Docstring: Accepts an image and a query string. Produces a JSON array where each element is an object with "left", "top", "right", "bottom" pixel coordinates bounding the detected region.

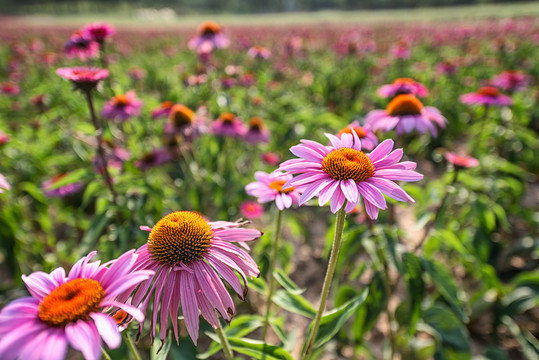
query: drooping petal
[
  {"left": 368, "top": 139, "right": 394, "bottom": 163},
  {"left": 90, "top": 313, "right": 121, "bottom": 349},
  {"left": 180, "top": 271, "right": 200, "bottom": 344},
  {"left": 65, "top": 320, "right": 102, "bottom": 360}
]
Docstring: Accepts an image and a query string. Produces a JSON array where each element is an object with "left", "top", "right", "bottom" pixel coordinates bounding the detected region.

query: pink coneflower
[
  {"left": 0, "top": 251, "right": 153, "bottom": 360},
  {"left": 64, "top": 31, "right": 99, "bottom": 60},
  {"left": 165, "top": 104, "right": 206, "bottom": 141},
  {"left": 0, "top": 173, "right": 10, "bottom": 193},
  {"left": 445, "top": 152, "right": 479, "bottom": 168},
  {"left": 245, "top": 170, "right": 302, "bottom": 211},
  {"left": 377, "top": 78, "right": 429, "bottom": 98},
  {"left": 337, "top": 121, "right": 378, "bottom": 151},
  {"left": 459, "top": 86, "right": 512, "bottom": 107},
  {"left": 56, "top": 67, "right": 109, "bottom": 92},
  {"left": 211, "top": 112, "right": 246, "bottom": 138},
  {"left": 240, "top": 201, "right": 264, "bottom": 219},
  {"left": 244, "top": 117, "right": 270, "bottom": 144},
  {"left": 150, "top": 101, "right": 174, "bottom": 119},
  {"left": 279, "top": 131, "right": 422, "bottom": 218},
  {"left": 262, "top": 152, "right": 280, "bottom": 166},
  {"left": 0, "top": 130, "right": 10, "bottom": 144},
  {"left": 134, "top": 148, "right": 171, "bottom": 171},
  {"left": 42, "top": 173, "right": 84, "bottom": 198},
  {"left": 435, "top": 60, "right": 458, "bottom": 76},
  {"left": 101, "top": 91, "right": 142, "bottom": 122},
  {"left": 247, "top": 46, "right": 272, "bottom": 60},
  {"left": 126, "top": 211, "right": 260, "bottom": 344},
  {"left": 188, "top": 21, "right": 230, "bottom": 53},
  {"left": 390, "top": 40, "right": 411, "bottom": 59},
  {"left": 491, "top": 70, "right": 530, "bottom": 93},
  {"left": 81, "top": 23, "right": 115, "bottom": 44},
  {"left": 1, "top": 81, "right": 20, "bottom": 96},
  {"left": 365, "top": 94, "right": 446, "bottom": 137}
]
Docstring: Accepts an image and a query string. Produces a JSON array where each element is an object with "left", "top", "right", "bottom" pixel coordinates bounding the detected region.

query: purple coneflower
[
  {"left": 459, "top": 86, "right": 512, "bottom": 107},
  {"left": 240, "top": 201, "right": 264, "bottom": 219},
  {"left": 279, "top": 131, "right": 422, "bottom": 219},
  {"left": 81, "top": 23, "right": 115, "bottom": 44},
  {"left": 262, "top": 152, "right": 280, "bottom": 166},
  {"left": 211, "top": 112, "right": 246, "bottom": 138},
  {"left": 101, "top": 91, "right": 142, "bottom": 122},
  {"left": 0, "top": 130, "right": 10, "bottom": 144},
  {"left": 445, "top": 152, "right": 479, "bottom": 169},
  {"left": 491, "top": 70, "right": 530, "bottom": 93},
  {"left": 134, "top": 148, "right": 171, "bottom": 171},
  {"left": 1, "top": 81, "right": 20, "bottom": 96},
  {"left": 0, "top": 173, "right": 10, "bottom": 193},
  {"left": 64, "top": 31, "right": 99, "bottom": 61},
  {"left": 337, "top": 121, "right": 378, "bottom": 151},
  {"left": 0, "top": 251, "right": 153, "bottom": 360},
  {"left": 126, "top": 211, "right": 260, "bottom": 345},
  {"left": 365, "top": 94, "right": 446, "bottom": 137},
  {"left": 377, "top": 78, "right": 429, "bottom": 98},
  {"left": 42, "top": 173, "right": 84, "bottom": 198},
  {"left": 165, "top": 104, "right": 206, "bottom": 141},
  {"left": 56, "top": 67, "right": 109, "bottom": 92},
  {"left": 244, "top": 117, "right": 270, "bottom": 144},
  {"left": 390, "top": 40, "right": 411, "bottom": 59},
  {"left": 150, "top": 101, "right": 174, "bottom": 119},
  {"left": 245, "top": 170, "right": 302, "bottom": 211},
  {"left": 188, "top": 21, "right": 230, "bottom": 53},
  {"left": 247, "top": 46, "right": 272, "bottom": 60}
]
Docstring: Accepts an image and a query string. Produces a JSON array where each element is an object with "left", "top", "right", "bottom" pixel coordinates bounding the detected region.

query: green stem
[
  {"left": 261, "top": 209, "right": 284, "bottom": 342},
  {"left": 101, "top": 348, "right": 112, "bottom": 360},
  {"left": 215, "top": 321, "right": 234, "bottom": 360},
  {"left": 301, "top": 206, "right": 347, "bottom": 360},
  {"left": 124, "top": 332, "right": 143, "bottom": 360}
]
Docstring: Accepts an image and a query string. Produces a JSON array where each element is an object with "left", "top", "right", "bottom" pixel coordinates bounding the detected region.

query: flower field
[{"left": 0, "top": 12, "right": 537, "bottom": 360}]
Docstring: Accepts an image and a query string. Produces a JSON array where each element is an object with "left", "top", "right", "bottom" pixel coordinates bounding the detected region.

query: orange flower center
[
  {"left": 268, "top": 179, "right": 295, "bottom": 194},
  {"left": 112, "top": 310, "right": 129, "bottom": 325},
  {"left": 148, "top": 211, "right": 213, "bottom": 266},
  {"left": 393, "top": 77, "right": 415, "bottom": 85},
  {"left": 38, "top": 278, "right": 105, "bottom": 327},
  {"left": 386, "top": 94, "right": 423, "bottom": 116},
  {"left": 199, "top": 21, "right": 221, "bottom": 35},
  {"left": 219, "top": 112, "right": 236, "bottom": 124},
  {"left": 477, "top": 86, "right": 500, "bottom": 97},
  {"left": 322, "top": 148, "right": 375, "bottom": 183},
  {"left": 169, "top": 104, "right": 195, "bottom": 127},
  {"left": 249, "top": 117, "right": 264, "bottom": 130},
  {"left": 338, "top": 125, "right": 367, "bottom": 138},
  {"left": 113, "top": 95, "right": 129, "bottom": 107}
]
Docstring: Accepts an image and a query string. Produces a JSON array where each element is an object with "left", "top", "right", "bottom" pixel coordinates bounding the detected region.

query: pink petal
[
  {"left": 330, "top": 188, "right": 346, "bottom": 213},
  {"left": 368, "top": 139, "right": 394, "bottom": 163},
  {"left": 325, "top": 133, "right": 344, "bottom": 149},
  {"left": 364, "top": 200, "right": 380, "bottom": 220},
  {"left": 90, "top": 313, "right": 121, "bottom": 349},
  {"left": 180, "top": 272, "right": 200, "bottom": 344},
  {"left": 374, "top": 169, "right": 423, "bottom": 181},
  {"left": 318, "top": 180, "right": 340, "bottom": 206},
  {"left": 215, "top": 228, "right": 261, "bottom": 242},
  {"left": 366, "top": 177, "right": 414, "bottom": 203},
  {"left": 290, "top": 144, "right": 325, "bottom": 161},
  {"left": 65, "top": 320, "right": 101, "bottom": 360},
  {"left": 340, "top": 179, "right": 359, "bottom": 203},
  {"left": 299, "top": 178, "right": 333, "bottom": 205},
  {"left": 357, "top": 182, "right": 387, "bottom": 209}
]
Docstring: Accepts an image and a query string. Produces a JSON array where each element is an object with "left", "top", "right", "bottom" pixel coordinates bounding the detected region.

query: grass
[{"left": 7, "top": 1, "right": 539, "bottom": 28}]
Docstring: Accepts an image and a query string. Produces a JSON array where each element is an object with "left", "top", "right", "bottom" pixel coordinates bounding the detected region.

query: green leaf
[
  {"left": 248, "top": 277, "right": 267, "bottom": 295},
  {"left": 421, "top": 258, "right": 467, "bottom": 322},
  {"left": 273, "top": 268, "right": 305, "bottom": 295},
  {"left": 402, "top": 253, "right": 425, "bottom": 334},
  {"left": 306, "top": 289, "right": 368, "bottom": 350},
  {"left": 228, "top": 337, "right": 294, "bottom": 360},
  {"left": 78, "top": 210, "right": 113, "bottom": 256},
  {"left": 151, "top": 332, "right": 172, "bottom": 360},
  {"left": 270, "top": 316, "right": 296, "bottom": 352},
  {"left": 501, "top": 315, "right": 539, "bottom": 360},
  {"left": 423, "top": 304, "right": 471, "bottom": 353},
  {"left": 272, "top": 290, "right": 316, "bottom": 319},
  {"left": 46, "top": 168, "right": 94, "bottom": 190},
  {"left": 19, "top": 182, "right": 47, "bottom": 204},
  {"left": 354, "top": 271, "right": 387, "bottom": 340}
]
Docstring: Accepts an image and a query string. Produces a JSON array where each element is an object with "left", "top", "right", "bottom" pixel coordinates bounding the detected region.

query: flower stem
[
  {"left": 301, "top": 206, "right": 347, "bottom": 360},
  {"left": 101, "top": 348, "right": 112, "bottom": 360},
  {"left": 415, "top": 168, "right": 459, "bottom": 252},
  {"left": 215, "top": 321, "right": 234, "bottom": 360},
  {"left": 84, "top": 89, "right": 118, "bottom": 206},
  {"left": 124, "top": 332, "right": 143, "bottom": 360},
  {"left": 261, "top": 208, "right": 284, "bottom": 342}
]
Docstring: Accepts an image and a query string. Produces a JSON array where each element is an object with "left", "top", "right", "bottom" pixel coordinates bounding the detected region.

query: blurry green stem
[
  {"left": 415, "top": 168, "right": 459, "bottom": 252},
  {"left": 215, "top": 321, "right": 234, "bottom": 360},
  {"left": 101, "top": 348, "right": 112, "bottom": 360},
  {"left": 84, "top": 90, "right": 118, "bottom": 206},
  {"left": 261, "top": 209, "right": 284, "bottom": 342},
  {"left": 124, "top": 332, "right": 142, "bottom": 360},
  {"left": 302, "top": 205, "right": 347, "bottom": 360}
]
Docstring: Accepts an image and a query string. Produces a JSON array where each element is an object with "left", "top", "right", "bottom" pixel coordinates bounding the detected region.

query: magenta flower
[
  {"left": 42, "top": 173, "right": 84, "bottom": 198},
  {"left": 459, "top": 86, "right": 512, "bottom": 107},
  {"left": 390, "top": 40, "right": 411, "bottom": 59},
  {"left": 365, "top": 94, "right": 446, "bottom": 137},
  {"left": 0, "top": 251, "right": 153, "bottom": 360},
  {"left": 445, "top": 152, "right": 479, "bottom": 169},
  {"left": 491, "top": 70, "right": 530, "bottom": 93},
  {"left": 279, "top": 131, "right": 423, "bottom": 218},
  {"left": 101, "top": 91, "right": 143, "bottom": 122},
  {"left": 377, "top": 78, "right": 429, "bottom": 98},
  {"left": 56, "top": 67, "right": 109, "bottom": 92},
  {"left": 134, "top": 148, "right": 171, "bottom": 170},
  {"left": 0, "top": 130, "right": 10, "bottom": 144},
  {"left": 0, "top": 173, "right": 10, "bottom": 193},
  {"left": 188, "top": 21, "right": 230, "bottom": 53},
  {"left": 150, "top": 101, "right": 174, "bottom": 119},
  {"left": 247, "top": 46, "right": 272, "bottom": 60},
  {"left": 164, "top": 104, "right": 207, "bottom": 142},
  {"left": 262, "top": 152, "right": 280, "bottom": 166},
  {"left": 245, "top": 170, "right": 302, "bottom": 210},
  {"left": 240, "top": 201, "right": 264, "bottom": 219},
  {"left": 244, "top": 117, "right": 270, "bottom": 144},
  {"left": 211, "top": 112, "right": 246, "bottom": 138},
  {"left": 126, "top": 211, "right": 260, "bottom": 345},
  {"left": 64, "top": 32, "right": 99, "bottom": 60},
  {"left": 1, "top": 81, "right": 20, "bottom": 96},
  {"left": 81, "top": 23, "right": 115, "bottom": 44},
  {"left": 337, "top": 121, "right": 378, "bottom": 151}
]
